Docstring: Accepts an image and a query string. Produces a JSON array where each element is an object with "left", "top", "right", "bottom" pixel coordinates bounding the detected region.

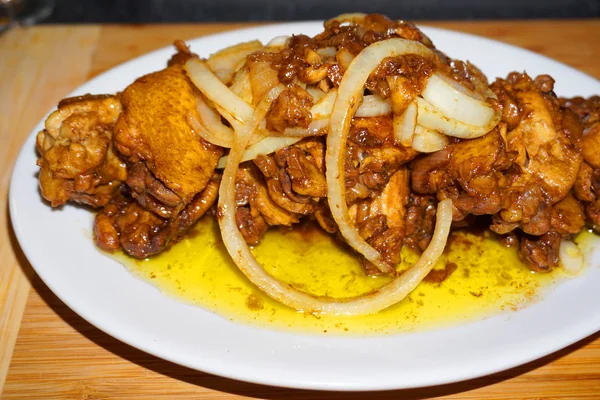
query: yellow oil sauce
[{"left": 113, "top": 217, "right": 598, "bottom": 335}]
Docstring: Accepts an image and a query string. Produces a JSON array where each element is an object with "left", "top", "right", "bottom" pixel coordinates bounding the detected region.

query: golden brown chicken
[
  {"left": 93, "top": 46, "right": 224, "bottom": 257},
  {"left": 410, "top": 72, "right": 587, "bottom": 271},
  {"left": 94, "top": 175, "right": 220, "bottom": 258},
  {"left": 114, "top": 47, "right": 223, "bottom": 219},
  {"left": 37, "top": 45, "right": 225, "bottom": 258},
  {"left": 36, "top": 94, "right": 126, "bottom": 207}
]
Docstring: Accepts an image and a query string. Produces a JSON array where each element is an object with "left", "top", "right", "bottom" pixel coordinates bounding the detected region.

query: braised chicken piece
[
  {"left": 254, "top": 138, "right": 327, "bottom": 216},
  {"left": 493, "top": 74, "right": 582, "bottom": 236},
  {"left": 354, "top": 168, "right": 411, "bottom": 274},
  {"left": 404, "top": 194, "right": 438, "bottom": 252},
  {"left": 235, "top": 164, "right": 299, "bottom": 245},
  {"left": 114, "top": 47, "right": 223, "bottom": 218},
  {"left": 36, "top": 94, "right": 126, "bottom": 207},
  {"left": 411, "top": 72, "right": 586, "bottom": 271},
  {"left": 562, "top": 95, "right": 600, "bottom": 230},
  {"left": 266, "top": 84, "right": 313, "bottom": 133},
  {"left": 412, "top": 128, "right": 513, "bottom": 221},
  {"left": 346, "top": 116, "right": 417, "bottom": 204},
  {"left": 94, "top": 174, "right": 220, "bottom": 258},
  {"left": 253, "top": 154, "right": 317, "bottom": 216},
  {"left": 92, "top": 46, "right": 225, "bottom": 258},
  {"left": 343, "top": 117, "right": 417, "bottom": 273},
  {"left": 237, "top": 138, "right": 329, "bottom": 244}
]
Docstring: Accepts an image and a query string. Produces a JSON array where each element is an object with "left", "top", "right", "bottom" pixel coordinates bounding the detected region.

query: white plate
[{"left": 9, "top": 22, "right": 600, "bottom": 391}]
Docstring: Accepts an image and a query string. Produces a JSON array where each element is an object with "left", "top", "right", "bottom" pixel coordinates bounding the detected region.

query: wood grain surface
[{"left": 1, "top": 20, "right": 600, "bottom": 399}]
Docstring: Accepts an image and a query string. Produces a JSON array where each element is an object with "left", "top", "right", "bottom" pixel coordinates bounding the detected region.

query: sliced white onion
[
  {"left": 559, "top": 240, "right": 584, "bottom": 275},
  {"left": 206, "top": 40, "right": 263, "bottom": 84},
  {"left": 267, "top": 35, "right": 290, "bottom": 48},
  {"left": 185, "top": 58, "right": 255, "bottom": 123},
  {"left": 336, "top": 48, "right": 355, "bottom": 71},
  {"left": 188, "top": 113, "right": 231, "bottom": 149},
  {"left": 283, "top": 118, "right": 329, "bottom": 137},
  {"left": 194, "top": 96, "right": 234, "bottom": 148},
  {"left": 416, "top": 97, "right": 500, "bottom": 139},
  {"left": 421, "top": 72, "right": 496, "bottom": 127},
  {"left": 306, "top": 86, "right": 326, "bottom": 103},
  {"left": 217, "top": 136, "right": 302, "bottom": 169},
  {"left": 312, "top": 90, "right": 392, "bottom": 120},
  {"left": 326, "top": 38, "right": 436, "bottom": 274},
  {"left": 310, "top": 88, "right": 337, "bottom": 119},
  {"left": 394, "top": 101, "right": 417, "bottom": 146},
  {"left": 229, "top": 67, "right": 253, "bottom": 105},
  {"left": 355, "top": 95, "right": 392, "bottom": 117},
  {"left": 247, "top": 120, "right": 269, "bottom": 146},
  {"left": 317, "top": 47, "right": 337, "bottom": 59},
  {"left": 411, "top": 125, "right": 449, "bottom": 153}
]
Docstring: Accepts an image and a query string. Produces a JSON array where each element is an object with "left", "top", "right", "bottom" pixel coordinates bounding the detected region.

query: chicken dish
[{"left": 36, "top": 13, "right": 600, "bottom": 316}]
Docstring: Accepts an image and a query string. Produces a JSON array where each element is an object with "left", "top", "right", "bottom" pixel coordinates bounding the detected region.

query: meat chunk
[
  {"left": 254, "top": 138, "right": 327, "bottom": 216},
  {"left": 114, "top": 54, "right": 223, "bottom": 213},
  {"left": 346, "top": 116, "right": 417, "bottom": 204},
  {"left": 413, "top": 128, "right": 513, "bottom": 221},
  {"left": 493, "top": 73, "right": 582, "bottom": 209},
  {"left": 357, "top": 168, "right": 411, "bottom": 273},
  {"left": 235, "top": 164, "right": 299, "bottom": 244},
  {"left": 36, "top": 94, "right": 126, "bottom": 207},
  {"left": 404, "top": 194, "right": 437, "bottom": 252},
  {"left": 266, "top": 84, "right": 313, "bottom": 133},
  {"left": 519, "top": 232, "right": 561, "bottom": 272},
  {"left": 550, "top": 193, "right": 585, "bottom": 236},
  {"left": 580, "top": 121, "right": 600, "bottom": 169},
  {"left": 254, "top": 154, "right": 316, "bottom": 215},
  {"left": 563, "top": 95, "right": 600, "bottom": 232},
  {"left": 125, "top": 161, "right": 182, "bottom": 219},
  {"left": 94, "top": 174, "right": 220, "bottom": 258},
  {"left": 275, "top": 141, "right": 327, "bottom": 198},
  {"left": 368, "top": 168, "right": 410, "bottom": 230}
]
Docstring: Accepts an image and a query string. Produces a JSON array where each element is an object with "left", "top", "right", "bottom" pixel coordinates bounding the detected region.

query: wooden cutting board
[{"left": 1, "top": 20, "right": 600, "bottom": 399}]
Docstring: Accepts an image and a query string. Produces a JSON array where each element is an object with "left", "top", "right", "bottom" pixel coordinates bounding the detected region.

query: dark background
[{"left": 46, "top": 0, "right": 600, "bottom": 23}]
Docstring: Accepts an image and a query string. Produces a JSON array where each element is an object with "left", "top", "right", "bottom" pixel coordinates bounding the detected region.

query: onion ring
[
  {"left": 416, "top": 97, "right": 501, "bottom": 139},
  {"left": 266, "top": 35, "right": 290, "bottom": 48},
  {"left": 310, "top": 88, "right": 338, "bottom": 119},
  {"left": 185, "top": 58, "right": 255, "bottom": 123},
  {"left": 326, "top": 38, "right": 436, "bottom": 274},
  {"left": 193, "top": 95, "right": 234, "bottom": 147},
  {"left": 218, "top": 157, "right": 453, "bottom": 317},
  {"left": 326, "top": 13, "right": 367, "bottom": 27},
  {"left": 206, "top": 40, "right": 263, "bottom": 84},
  {"left": 421, "top": 72, "right": 496, "bottom": 127}
]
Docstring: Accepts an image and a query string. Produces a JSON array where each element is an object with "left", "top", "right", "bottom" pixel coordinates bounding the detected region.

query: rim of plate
[{"left": 9, "top": 21, "right": 600, "bottom": 391}]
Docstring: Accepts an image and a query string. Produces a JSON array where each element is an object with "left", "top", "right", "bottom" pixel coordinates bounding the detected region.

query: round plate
[{"left": 9, "top": 22, "right": 600, "bottom": 391}]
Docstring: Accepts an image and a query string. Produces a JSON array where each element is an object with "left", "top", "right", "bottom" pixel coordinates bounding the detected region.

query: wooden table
[{"left": 1, "top": 20, "right": 600, "bottom": 399}]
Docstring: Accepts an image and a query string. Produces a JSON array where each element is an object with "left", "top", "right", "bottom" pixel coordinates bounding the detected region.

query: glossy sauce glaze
[{"left": 112, "top": 217, "right": 597, "bottom": 335}]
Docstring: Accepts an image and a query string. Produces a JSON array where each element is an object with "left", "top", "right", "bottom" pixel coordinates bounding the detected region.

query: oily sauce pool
[{"left": 112, "top": 217, "right": 595, "bottom": 335}]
